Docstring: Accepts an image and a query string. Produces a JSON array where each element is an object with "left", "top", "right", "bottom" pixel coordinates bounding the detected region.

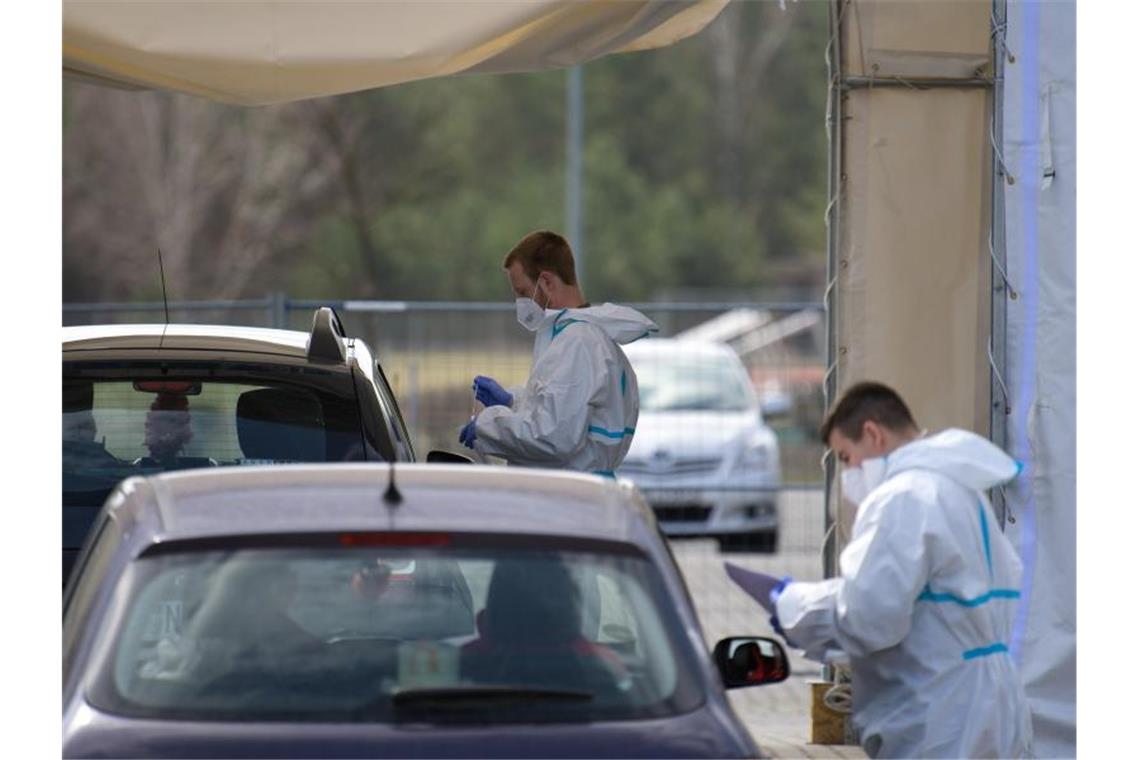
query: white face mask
[
  {"left": 840, "top": 456, "right": 889, "bottom": 507},
  {"left": 515, "top": 281, "right": 547, "bottom": 331}
]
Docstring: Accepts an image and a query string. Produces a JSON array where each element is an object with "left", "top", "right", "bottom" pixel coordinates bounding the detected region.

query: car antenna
[
  {"left": 383, "top": 461, "right": 403, "bottom": 526},
  {"left": 156, "top": 247, "right": 171, "bottom": 347}
]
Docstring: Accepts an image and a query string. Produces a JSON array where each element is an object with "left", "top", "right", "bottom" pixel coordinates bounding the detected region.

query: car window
[
  {"left": 63, "top": 370, "right": 364, "bottom": 506},
  {"left": 64, "top": 514, "right": 119, "bottom": 674},
  {"left": 631, "top": 356, "right": 754, "bottom": 412},
  {"left": 88, "top": 542, "right": 705, "bottom": 724}
]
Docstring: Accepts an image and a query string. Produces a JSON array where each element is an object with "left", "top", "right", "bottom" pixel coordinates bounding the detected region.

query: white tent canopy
[{"left": 63, "top": 0, "right": 728, "bottom": 105}]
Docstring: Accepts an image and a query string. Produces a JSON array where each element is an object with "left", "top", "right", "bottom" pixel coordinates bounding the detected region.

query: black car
[{"left": 62, "top": 308, "right": 416, "bottom": 584}]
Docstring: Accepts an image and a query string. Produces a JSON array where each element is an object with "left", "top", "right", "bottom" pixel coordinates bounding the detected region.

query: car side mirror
[
  {"left": 426, "top": 450, "right": 474, "bottom": 464},
  {"left": 712, "top": 636, "right": 790, "bottom": 689}
]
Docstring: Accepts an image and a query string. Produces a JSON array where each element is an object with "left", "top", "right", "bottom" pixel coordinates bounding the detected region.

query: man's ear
[{"left": 863, "top": 420, "right": 885, "bottom": 452}]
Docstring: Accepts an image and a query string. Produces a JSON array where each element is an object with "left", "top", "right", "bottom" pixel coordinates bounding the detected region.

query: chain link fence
[
  {"left": 64, "top": 295, "right": 828, "bottom": 551},
  {"left": 65, "top": 295, "right": 826, "bottom": 472}
]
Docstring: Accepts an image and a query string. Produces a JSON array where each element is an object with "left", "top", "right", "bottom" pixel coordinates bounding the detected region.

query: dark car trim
[{"left": 137, "top": 531, "right": 651, "bottom": 559}]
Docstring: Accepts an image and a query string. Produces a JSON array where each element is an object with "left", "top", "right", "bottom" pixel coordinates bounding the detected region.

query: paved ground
[{"left": 669, "top": 488, "right": 867, "bottom": 759}]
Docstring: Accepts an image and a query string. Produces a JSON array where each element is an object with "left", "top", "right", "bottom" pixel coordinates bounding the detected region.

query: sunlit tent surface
[{"left": 63, "top": 0, "right": 728, "bottom": 106}]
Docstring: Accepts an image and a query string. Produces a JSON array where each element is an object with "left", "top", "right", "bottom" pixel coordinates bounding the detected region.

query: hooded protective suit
[
  {"left": 472, "top": 304, "right": 657, "bottom": 472},
  {"left": 777, "top": 429, "right": 1033, "bottom": 758}
]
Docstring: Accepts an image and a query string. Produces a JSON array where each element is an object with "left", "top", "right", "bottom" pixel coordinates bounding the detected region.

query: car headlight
[{"left": 735, "top": 442, "right": 772, "bottom": 472}]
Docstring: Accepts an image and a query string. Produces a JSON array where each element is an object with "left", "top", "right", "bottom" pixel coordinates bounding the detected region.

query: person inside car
[
  {"left": 62, "top": 381, "right": 119, "bottom": 468},
  {"left": 461, "top": 557, "right": 627, "bottom": 694}
]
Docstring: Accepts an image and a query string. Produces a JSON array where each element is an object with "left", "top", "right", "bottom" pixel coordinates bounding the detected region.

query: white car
[{"left": 619, "top": 339, "right": 781, "bottom": 551}]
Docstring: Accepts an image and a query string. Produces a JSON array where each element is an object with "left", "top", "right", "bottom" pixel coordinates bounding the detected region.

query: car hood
[
  {"left": 63, "top": 704, "right": 756, "bottom": 759},
  {"left": 626, "top": 410, "right": 762, "bottom": 463}
]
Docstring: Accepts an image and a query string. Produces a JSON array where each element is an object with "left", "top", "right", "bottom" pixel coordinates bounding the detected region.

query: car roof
[
  {"left": 623, "top": 337, "right": 739, "bottom": 361},
  {"left": 115, "top": 464, "right": 653, "bottom": 549},
  {"left": 62, "top": 324, "right": 323, "bottom": 358}
]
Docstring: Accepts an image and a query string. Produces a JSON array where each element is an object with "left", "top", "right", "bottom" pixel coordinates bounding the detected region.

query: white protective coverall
[
  {"left": 777, "top": 429, "right": 1033, "bottom": 758},
  {"left": 472, "top": 304, "right": 658, "bottom": 472}
]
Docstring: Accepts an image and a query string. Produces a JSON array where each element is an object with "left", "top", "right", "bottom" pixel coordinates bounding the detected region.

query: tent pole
[
  {"left": 989, "top": 0, "right": 1012, "bottom": 528},
  {"left": 822, "top": 0, "right": 847, "bottom": 584}
]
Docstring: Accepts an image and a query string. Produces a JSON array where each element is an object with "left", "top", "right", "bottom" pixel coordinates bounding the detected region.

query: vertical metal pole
[
  {"left": 818, "top": 0, "right": 849, "bottom": 690},
  {"left": 566, "top": 65, "right": 585, "bottom": 289},
  {"left": 272, "top": 291, "right": 287, "bottom": 330},
  {"left": 989, "top": 0, "right": 1011, "bottom": 527},
  {"left": 822, "top": 0, "right": 845, "bottom": 583}
]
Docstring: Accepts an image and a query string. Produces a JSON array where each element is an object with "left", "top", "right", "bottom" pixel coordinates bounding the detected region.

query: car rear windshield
[
  {"left": 87, "top": 540, "right": 706, "bottom": 724},
  {"left": 63, "top": 363, "right": 364, "bottom": 506},
  {"left": 632, "top": 357, "right": 754, "bottom": 412}
]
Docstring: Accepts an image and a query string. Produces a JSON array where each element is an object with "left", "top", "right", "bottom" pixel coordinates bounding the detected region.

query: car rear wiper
[{"left": 392, "top": 685, "right": 593, "bottom": 708}]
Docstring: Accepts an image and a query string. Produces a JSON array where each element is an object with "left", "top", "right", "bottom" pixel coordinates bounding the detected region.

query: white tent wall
[
  {"left": 1001, "top": 1, "right": 1076, "bottom": 756},
  {"left": 827, "top": 0, "right": 993, "bottom": 544},
  {"left": 827, "top": 1, "right": 1076, "bottom": 755}
]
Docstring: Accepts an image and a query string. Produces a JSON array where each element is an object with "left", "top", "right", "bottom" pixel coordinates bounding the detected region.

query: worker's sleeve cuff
[
  {"left": 472, "top": 406, "right": 509, "bottom": 455},
  {"left": 777, "top": 582, "right": 807, "bottom": 627}
]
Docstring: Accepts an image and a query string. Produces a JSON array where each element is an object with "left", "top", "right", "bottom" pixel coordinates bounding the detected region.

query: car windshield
[
  {"left": 63, "top": 364, "right": 364, "bottom": 507},
  {"left": 632, "top": 356, "right": 754, "bottom": 412},
  {"left": 87, "top": 540, "right": 705, "bottom": 724}
]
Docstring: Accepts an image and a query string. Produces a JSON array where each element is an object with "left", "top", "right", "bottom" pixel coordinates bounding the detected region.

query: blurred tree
[
  {"left": 63, "top": 0, "right": 827, "bottom": 305},
  {"left": 63, "top": 85, "right": 335, "bottom": 302}
]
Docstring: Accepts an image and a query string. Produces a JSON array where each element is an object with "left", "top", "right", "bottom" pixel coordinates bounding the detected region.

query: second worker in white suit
[
  {"left": 459, "top": 230, "right": 657, "bottom": 474},
  {"left": 769, "top": 381, "right": 1034, "bottom": 759}
]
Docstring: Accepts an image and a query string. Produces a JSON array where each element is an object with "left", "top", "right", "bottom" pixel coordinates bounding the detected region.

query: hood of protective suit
[
  {"left": 542, "top": 304, "right": 659, "bottom": 345},
  {"left": 887, "top": 428, "right": 1020, "bottom": 491}
]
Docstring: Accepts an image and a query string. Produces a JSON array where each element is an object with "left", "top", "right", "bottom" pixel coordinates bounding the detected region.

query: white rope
[
  {"left": 991, "top": 11, "right": 1016, "bottom": 64},
  {"left": 990, "top": 8, "right": 1015, "bottom": 186},
  {"left": 820, "top": 518, "right": 838, "bottom": 572},
  {"left": 990, "top": 120, "right": 1015, "bottom": 186},
  {"left": 824, "top": 666, "right": 854, "bottom": 714},
  {"left": 989, "top": 235, "right": 1018, "bottom": 300},
  {"left": 987, "top": 338, "right": 1012, "bottom": 415}
]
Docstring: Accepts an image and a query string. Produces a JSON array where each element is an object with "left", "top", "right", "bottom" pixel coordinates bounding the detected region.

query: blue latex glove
[
  {"left": 768, "top": 576, "right": 795, "bottom": 645},
  {"left": 473, "top": 375, "right": 513, "bottom": 408},
  {"left": 458, "top": 418, "right": 477, "bottom": 449}
]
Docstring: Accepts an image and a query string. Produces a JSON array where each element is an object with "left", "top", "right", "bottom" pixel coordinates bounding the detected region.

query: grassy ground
[{"left": 379, "top": 350, "right": 532, "bottom": 398}]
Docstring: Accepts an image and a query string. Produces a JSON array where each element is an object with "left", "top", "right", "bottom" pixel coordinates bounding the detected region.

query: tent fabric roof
[{"left": 63, "top": 1, "right": 728, "bottom": 105}]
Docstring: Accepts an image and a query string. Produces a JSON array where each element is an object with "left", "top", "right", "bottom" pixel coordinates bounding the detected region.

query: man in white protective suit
[
  {"left": 458, "top": 230, "right": 657, "bottom": 475},
  {"left": 772, "top": 381, "right": 1034, "bottom": 759}
]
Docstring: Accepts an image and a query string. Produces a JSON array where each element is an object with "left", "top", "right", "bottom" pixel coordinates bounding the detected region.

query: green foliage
[
  {"left": 583, "top": 134, "right": 768, "bottom": 301},
  {"left": 64, "top": 5, "right": 828, "bottom": 304}
]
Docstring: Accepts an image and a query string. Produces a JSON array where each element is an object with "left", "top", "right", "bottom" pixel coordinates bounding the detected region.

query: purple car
[{"left": 64, "top": 465, "right": 789, "bottom": 758}]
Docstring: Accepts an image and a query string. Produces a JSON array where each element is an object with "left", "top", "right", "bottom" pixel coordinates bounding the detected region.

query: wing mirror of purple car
[{"left": 713, "top": 636, "right": 790, "bottom": 689}]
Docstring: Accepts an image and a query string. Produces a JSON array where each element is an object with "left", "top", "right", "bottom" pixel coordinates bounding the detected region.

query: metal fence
[{"left": 64, "top": 295, "right": 829, "bottom": 552}]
